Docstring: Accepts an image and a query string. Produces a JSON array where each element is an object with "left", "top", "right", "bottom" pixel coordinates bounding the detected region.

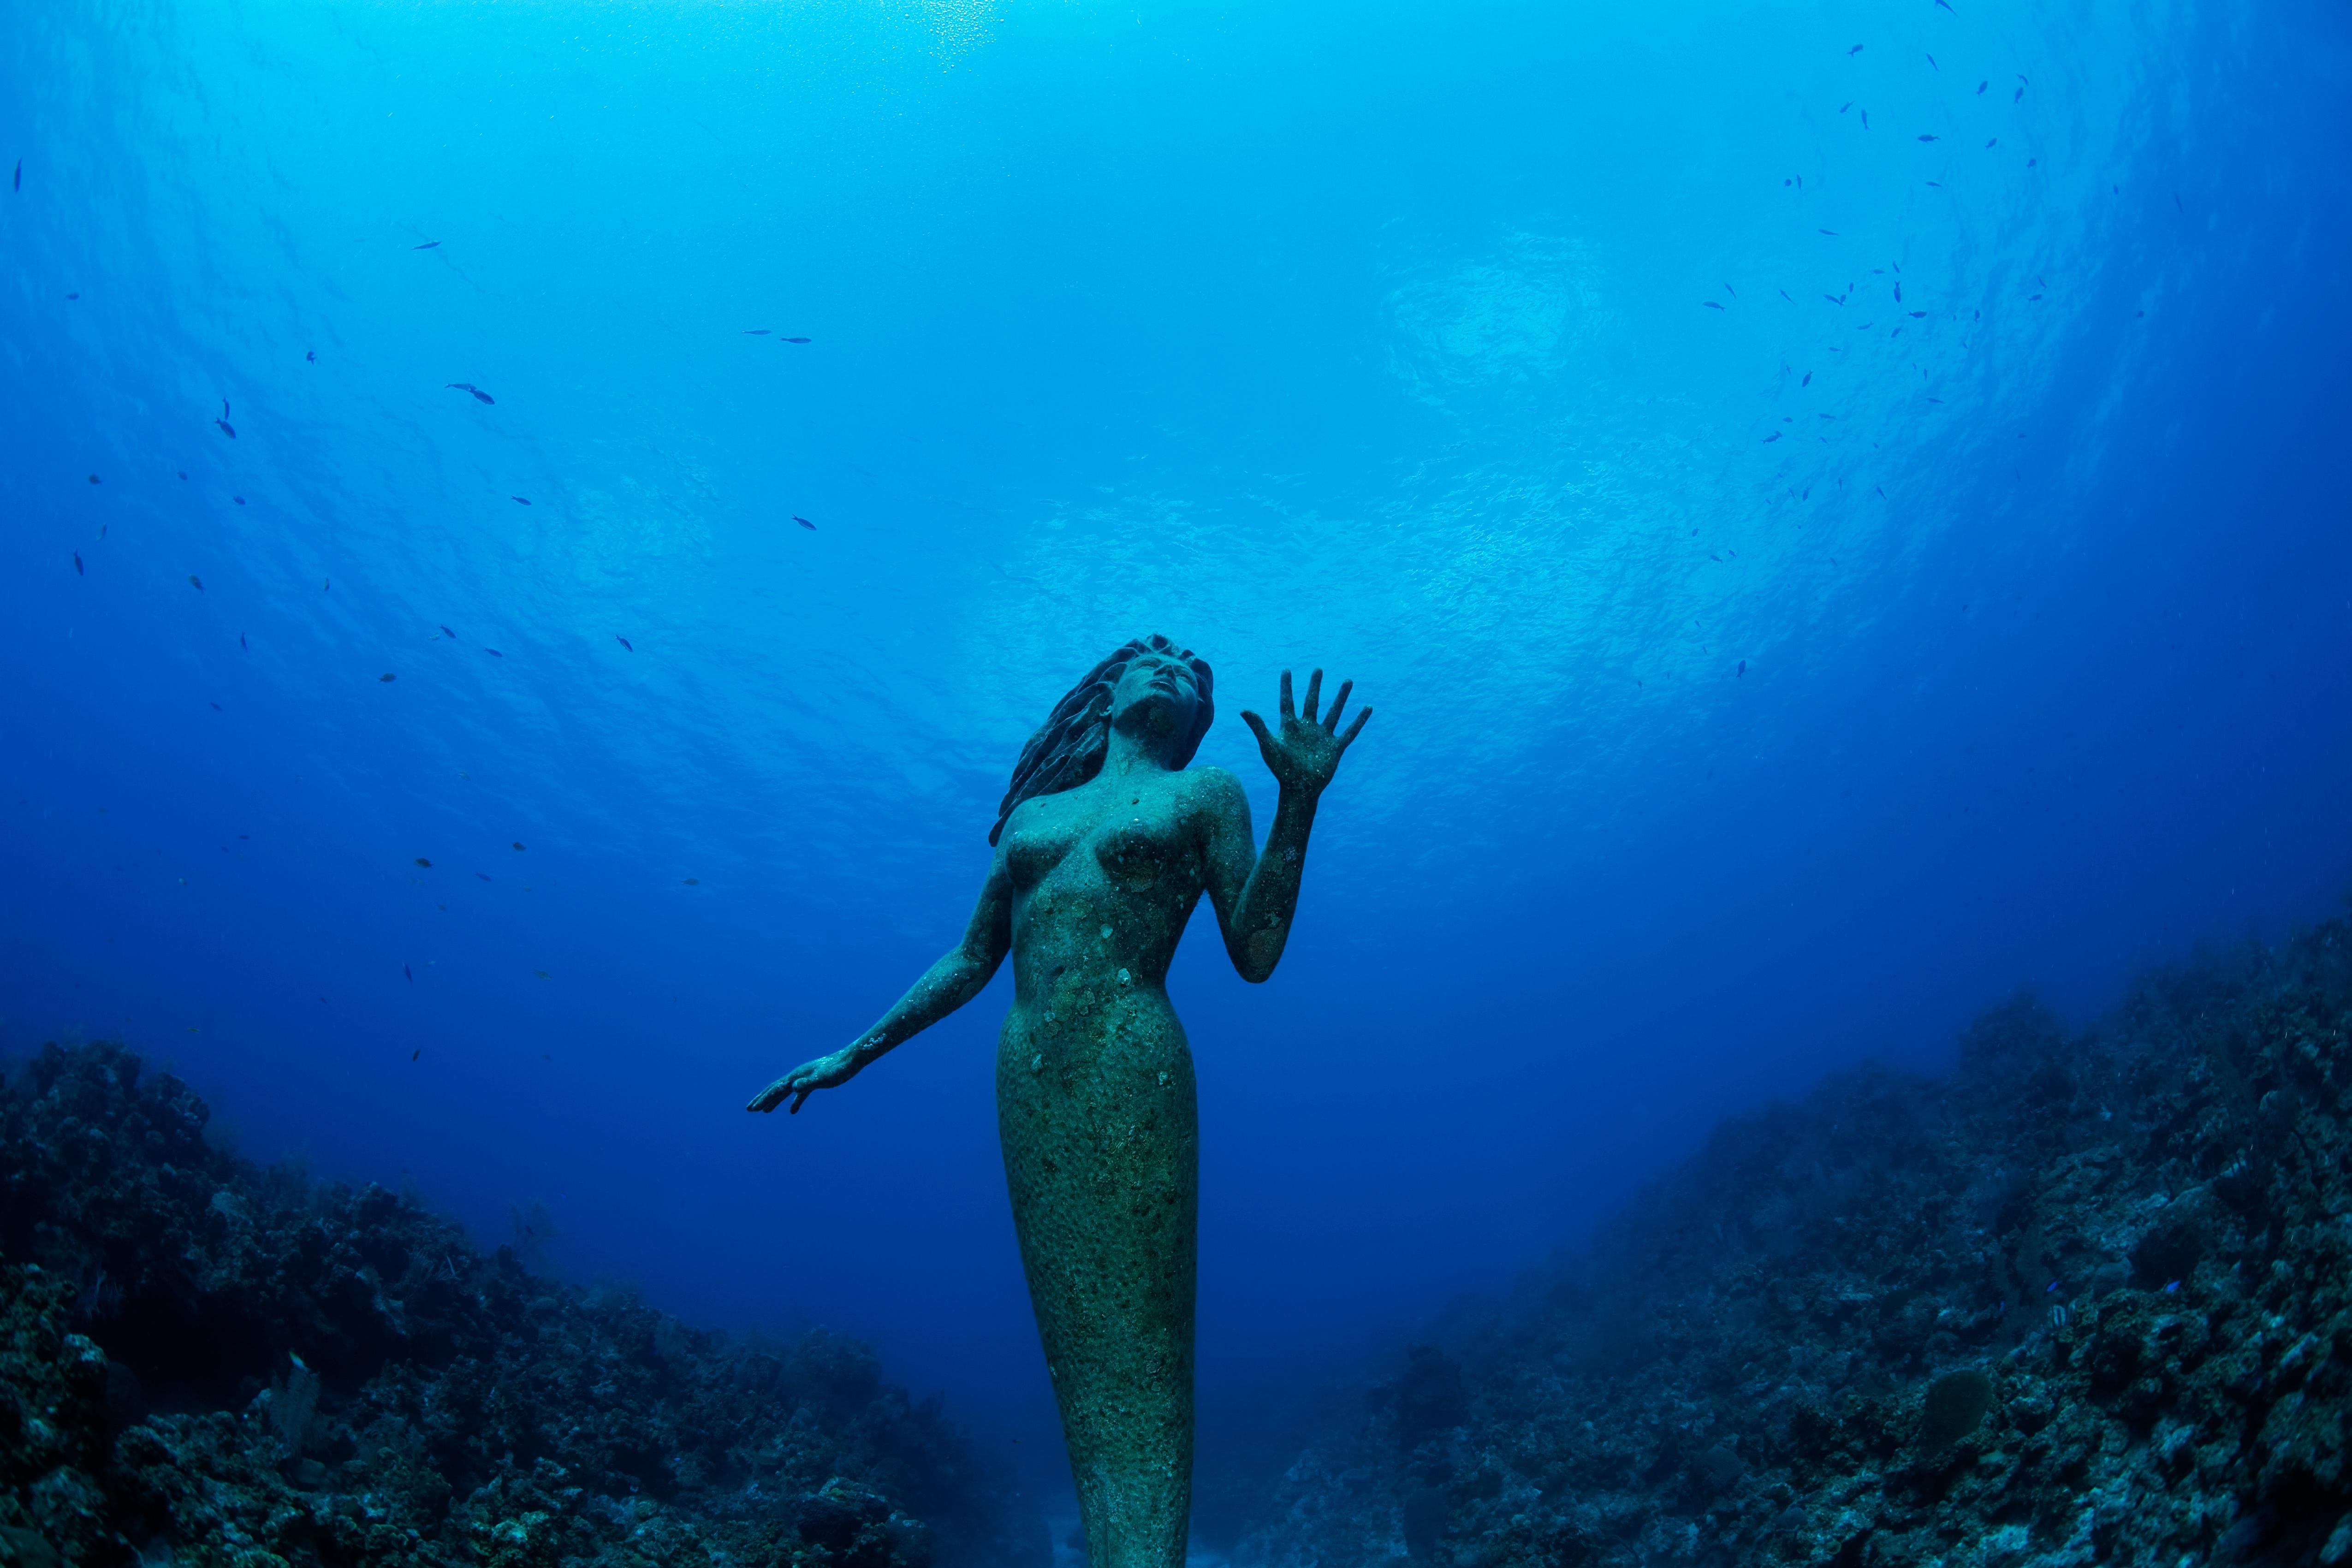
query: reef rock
[
  {"left": 1221, "top": 917, "right": 2352, "bottom": 1568},
  {"left": 0, "top": 1041, "right": 1046, "bottom": 1568}
]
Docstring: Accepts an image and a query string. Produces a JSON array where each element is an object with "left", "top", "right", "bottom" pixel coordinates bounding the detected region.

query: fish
[
  {"left": 1927, "top": 396, "right": 1944, "bottom": 403},
  {"left": 1764, "top": 432, "right": 1781, "bottom": 442},
  {"left": 240, "top": 633, "right": 247, "bottom": 650},
  {"left": 535, "top": 970, "right": 549, "bottom": 980},
  {"left": 1779, "top": 289, "right": 1794, "bottom": 302},
  {"left": 1986, "top": 138, "right": 1998, "bottom": 148},
  {"left": 178, "top": 471, "right": 187, "bottom": 480},
  {"left": 1738, "top": 661, "right": 1746, "bottom": 677},
  {"left": 744, "top": 329, "right": 770, "bottom": 335},
  {"left": 414, "top": 240, "right": 440, "bottom": 249},
  {"left": 232, "top": 495, "right": 245, "bottom": 505},
  {"left": 1724, "top": 283, "right": 1736, "bottom": 297},
  {"left": 683, "top": 877, "right": 699, "bottom": 885},
  {"left": 404, "top": 965, "right": 414, "bottom": 981},
  {"left": 616, "top": 635, "right": 634, "bottom": 651},
  {"left": 380, "top": 672, "right": 396, "bottom": 682},
  {"left": 794, "top": 516, "right": 816, "bottom": 530},
  {"left": 440, "top": 625, "right": 457, "bottom": 638},
  {"left": 1819, "top": 229, "right": 1839, "bottom": 237},
  {"left": 9, "top": 159, "right": 17, "bottom": 192},
  {"left": 412, "top": 1049, "right": 420, "bottom": 1061},
  {"left": 512, "top": 842, "right": 525, "bottom": 850},
  {"left": 1801, "top": 372, "right": 1812, "bottom": 386},
  {"left": 1840, "top": 101, "right": 1853, "bottom": 113},
  {"left": 1909, "top": 311, "right": 1926, "bottom": 318},
  {"left": 1847, "top": 43, "right": 1863, "bottom": 54},
  {"left": 73, "top": 551, "right": 83, "bottom": 576},
  {"left": 1862, "top": 110, "right": 1871, "bottom": 130},
  {"left": 476, "top": 873, "right": 491, "bottom": 881},
  {"left": 1917, "top": 134, "right": 1939, "bottom": 142},
  {"left": 1824, "top": 294, "right": 1845, "bottom": 305},
  {"left": 2014, "top": 86, "right": 2025, "bottom": 103},
  {"left": 209, "top": 702, "right": 221, "bottom": 711},
  {"left": 1978, "top": 80, "right": 1989, "bottom": 94},
  {"left": 190, "top": 574, "right": 204, "bottom": 590},
  {"left": 2174, "top": 193, "right": 2184, "bottom": 213},
  {"left": 1926, "top": 53, "right": 1937, "bottom": 68},
  {"left": 1895, "top": 281, "right": 1903, "bottom": 301},
  {"left": 511, "top": 495, "right": 531, "bottom": 505},
  {"left": 1935, "top": 0, "right": 1954, "bottom": 10},
  {"left": 485, "top": 648, "right": 502, "bottom": 657},
  {"left": 1702, "top": 300, "right": 1725, "bottom": 310},
  {"left": 216, "top": 419, "right": 236, "bottom": 438},
  {"left": 306, "top": 350, "right": 316, "bottom": 362},
  {"left": 782, "top": 337, "right": 811, "bottom": 344},
  {"left": 88, "top": 474, "right": 100, "bottom": 484},
  {"left": 415, "top": 857, "right": 431, "bottom": 867}
]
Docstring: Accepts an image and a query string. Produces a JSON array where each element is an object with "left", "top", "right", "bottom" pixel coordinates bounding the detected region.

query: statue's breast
[
  {"left": 1091, "top": 816, "right": 1187, "bottom": 891},
  {"left": 1004, "top": 819, "right": 1082, "bottom": 891}
]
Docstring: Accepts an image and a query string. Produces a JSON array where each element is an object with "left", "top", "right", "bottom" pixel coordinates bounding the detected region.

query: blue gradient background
[{"left": 4, "top": 0, "right": 2349, "bottom": 1504}]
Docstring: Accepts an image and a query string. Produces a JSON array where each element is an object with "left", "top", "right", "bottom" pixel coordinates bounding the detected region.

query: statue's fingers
[
  {"left": 1338, "top": 707, "right": 1372, "bottom": 748},
  {"left": 1277, "top": 669, "right": 1295, "bottom": 723},
  {"left": 1301, "top": 668, "right": 1324, "bottom": 724},
  {"left": 1240, "top": 709, "right": 1274, "bottom": 750},
  {"left": 1322, "top": 679, "right": 1353, "bottom": 733},
  {"left": 790, "top": 1087, "right": 812, "bottom": 1114}
]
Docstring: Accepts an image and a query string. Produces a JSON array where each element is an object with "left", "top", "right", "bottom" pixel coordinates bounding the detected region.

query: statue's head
[{"left": 990, "top": 635, "right": 1215, "bottom": 845}]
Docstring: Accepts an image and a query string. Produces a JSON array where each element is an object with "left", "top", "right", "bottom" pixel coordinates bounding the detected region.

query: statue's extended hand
[
  {"left": 747, "top": 1048, "right": 861, "bottom": 1115},
  {"left": 1240, "top": 668, "right": 1370, "bottom": 796}
]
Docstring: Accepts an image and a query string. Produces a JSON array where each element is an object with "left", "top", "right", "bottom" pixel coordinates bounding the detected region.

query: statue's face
[{"left": 1108, "top": 651, "right": 1201, "bottom": 752}]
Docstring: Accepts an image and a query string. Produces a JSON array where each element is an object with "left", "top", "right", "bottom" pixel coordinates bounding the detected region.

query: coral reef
[
  {"left": 1220, "top": 917, "right": 2352, "bottom": 1568},
  {"left": 0, "top": 1041, "right": 1047, "bottom": 1568}
]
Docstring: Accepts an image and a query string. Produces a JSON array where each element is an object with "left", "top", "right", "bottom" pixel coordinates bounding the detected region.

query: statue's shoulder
[{"left": 1176, "top": 764, "right": 1248, "bottom": 816}]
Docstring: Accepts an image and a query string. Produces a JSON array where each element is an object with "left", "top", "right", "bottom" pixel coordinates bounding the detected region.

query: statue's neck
[{"left": 1102, "top": 726, "right": 1180, "bottom": 779}]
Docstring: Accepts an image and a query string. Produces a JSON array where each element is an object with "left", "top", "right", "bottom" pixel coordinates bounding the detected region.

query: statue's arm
[
  {"left": 1199, "top": 667, "right": 1371, "bottom": 985},
  {"left": 747, "top": 850, "right": 1013, "bottom": 1114}
]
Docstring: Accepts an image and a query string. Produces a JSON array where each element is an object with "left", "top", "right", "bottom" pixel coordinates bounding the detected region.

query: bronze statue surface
[{"left": 750, "top": 636, "right": 1369, "bottom": 1568}]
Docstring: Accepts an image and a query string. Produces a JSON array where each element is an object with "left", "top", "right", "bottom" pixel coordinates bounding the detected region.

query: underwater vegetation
[
  {"left": 1213, "top": 913, "right": 2352, "bottom": 1568},
  {"left": 0, "top": 1043, "right": 1047, "bottom": 1568}
]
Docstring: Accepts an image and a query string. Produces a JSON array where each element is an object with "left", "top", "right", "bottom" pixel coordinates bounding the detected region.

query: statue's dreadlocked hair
[{"left": 989, "top": 635, "right": 1215, "bottom": 845}]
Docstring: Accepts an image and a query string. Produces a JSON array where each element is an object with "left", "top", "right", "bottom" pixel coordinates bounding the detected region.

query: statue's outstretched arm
[
  {"left": 1200, "top": 667, "right": 1370, "bottom": 984},
  {"left": 747, "top": 850, "right": 1014, "bottom": 1114}
]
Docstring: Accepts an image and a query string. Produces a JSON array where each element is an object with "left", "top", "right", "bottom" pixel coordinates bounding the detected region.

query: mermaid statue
[{"left": 748, "top": 636, "right": 1370, "bottom": 1568}]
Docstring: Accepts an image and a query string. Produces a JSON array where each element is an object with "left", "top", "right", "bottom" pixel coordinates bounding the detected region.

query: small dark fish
[
  {"left": 10, "top": 159, "right": 17, "bottom": 192},
  {"left": 1977, "top": 80, "right": 1988, "bottom": 94},
  {"left": 683, "top": 877, "right": 699, "bottom": 885},
  {"left": 1935, "top": 0, "right": 1954, "bottom": 11},
  {"left": 1801, "top": 372, "right": 1812, "bottom": 386},
  {"left": 512, "top": 841, "right": 525, "bottom": 850},
  {"left": 1895, "top": 281, "right": 1903, "bottom": 301},
  {"left": 189, "top": 574, "right": 204, "bottom": 590},
  {"left": 1986, "top": 138, "right": 1998, "bottom": 148},
  {"left": 440, "top": 625, "right": 457, "bottom": 638},
  {"left": 1927, "top": 396, "right": 1944, "bottom": 403},
  {"left": 444, "top": 382, "right": 495, "bottom": 404},
  {"left": 1737, "top": 660, "right": 1746, "bottom": 677},
  {"left": 485, "top": 648, "right": 502, "bottom": 657},
  {"left": 2014, "top": 86, "right": 2025, "bottom": 103},
  {"left": 233, "top": 496, "right": 245, "bottom": 505},
  {"left": 1702, "top": 300, "right": 1725, "bottom": 310},
  {"left": 404, "top": 964, "right": 414, "bottom": 980},
  {"left": 416, "top": 857, "right": 431, "bottom": 867},
  {"left": 306, "top": 350, "right": 316, "bottom": 362},
  {"left": 1909, "top": 311, "right": 1926, "bottom": 318},
  {"left": 1724, "top": 283, "right": 1736, "bottom": 297},
  {"left": 1847, "top": 43, "right": 1863, "bottom": 54},
  {"left": 209, "top": 702, "right": 221, "bottom": 711},
  {"left": 1917, "top": 134, "right": 1939, "bottom": 142},
  {"left": 414, "top": 240, "right": 440, "bottom": 250},
  {"left": 2028, "top": 293, "right": 2043, "bottom": 301},
  {"left": 1819, "top": 229, "right": 1839, "bottom": 237},
  {"left": 240, "top": 633, "right": 248, "bottom": 650},
  {"left": 1926, "top": 53, "right": 1938, "bottom": 68},
  {"left": 380, "top": 672, "right": 396, "bottom": 682},
  {"left": 73, "top": 551, "right": 83, "bottom": 575},
  {"left": 216, "top": 419, "right": 236, "bottom": 438},
  {"left": 2027, "top": 157, "right": 2037, "bottom": 166},
  {"left": 87, "top": 473, "right": 100, "bottom": 484},
  {"left": 1839, "top": 101, "right": 1853, "bottom": 113},
  {"left": 1877, "top": 485, "right": 1887, "bottom": 498},
  {"left": 1861, "top": 110, "right": 1871, "bottom": 130},
  {"left": 616, "top": 635, "right": 634, "bottom": 651},
  {"left": 1764, "top": 432, "right": 1781, "bottom": 442},
  {"left": 2174, "top": 193, "right": 2183, "bottom": 213},
  {"left": 1780, "top": 289, "right": 1794, "bottom": 302},
  {"left": 743, "top": 329, "right": 770, "bottom": 335},
  {"left": 794, "top": 516, "right": 816, "bottom": 530},
  {"left": 782, "top": 337, "right": 811, "bottom": 344},
  {"left": 1824, "top": 293, "right": 1845, "bottom": 305},
  {"left": 511, "top": 495, "right": 531, "bottom": 505},
  {"left": 412, "top": 1048, "right": 420, "bottom": 1060},
  {"left": 476, "top": 872, "right": 491, "bottom": 881},
  {"left": 65, "top": 292, "right": 77, "bottom": 300},
  {"left": 178, "top": 471, "right": 187, "bottom": 479}
]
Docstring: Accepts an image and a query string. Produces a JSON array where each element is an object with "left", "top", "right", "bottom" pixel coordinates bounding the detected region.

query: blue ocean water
[{"left": 3, "top": 0, "right": 2348, "bottom": 1504}]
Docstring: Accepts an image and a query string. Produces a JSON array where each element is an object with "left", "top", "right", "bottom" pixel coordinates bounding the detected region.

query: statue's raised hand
[
  {"left": 1240, "top": 668, "right": 1371, "bottom": 796},
  {"left": 747, "top": 1046, "right": 862, "bottom": 1115}
]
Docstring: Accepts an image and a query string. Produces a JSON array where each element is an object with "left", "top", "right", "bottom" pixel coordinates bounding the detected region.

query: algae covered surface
[
  {"left": 0, "top": 1043, "right": 1047, "bottom": 1568},
  {"left": 1217, "top": 917, "right": 2352, "bottom": 1568}
]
